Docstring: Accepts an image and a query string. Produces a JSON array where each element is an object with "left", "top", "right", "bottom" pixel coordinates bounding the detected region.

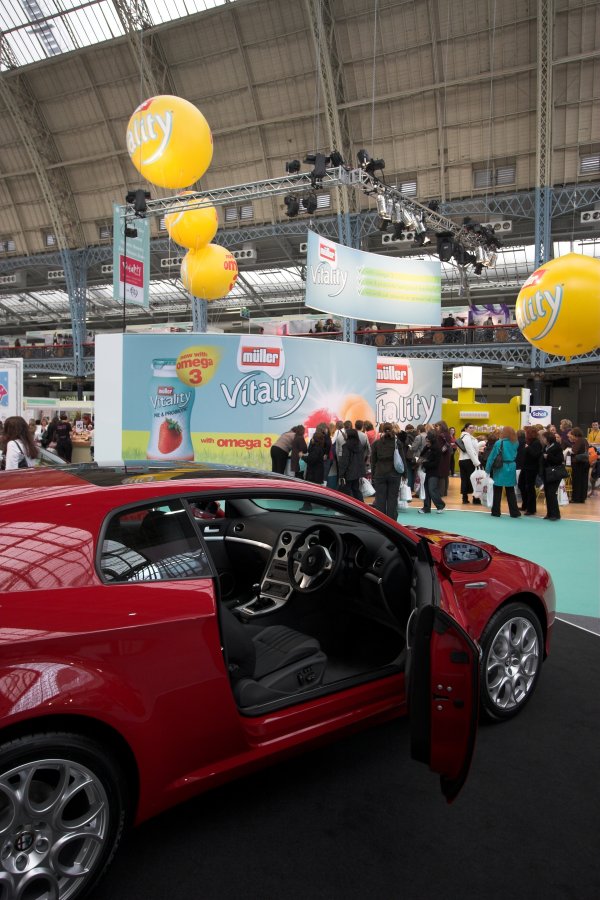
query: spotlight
[
  {"left": 125, "top": 226, "right": 138, "bottom": 238},
  {"left": 284, "top": 195, "right": 300, "bottom": 218},
  {"left": 356, "top": 149, "right": 385, "bottom": 176},
  {"left": 476, "top": 244, "right": 487, "bottom": 265},
  {"left": 413, "top": 232, "right": 431, "bottom": 247},
  {"left": 376, "top": 193, "right": 390, "bottom": 219},
  {"left": 302, "top": 191, "right": 318, "bottom": 214},
  {"left": 329, "top": 150, "right": 345, "bottom": 167},
  {"left": 126, "top": 189, "right": 151, "bottom": 215},
  {"left": 392, "top": 223, "right": 406, "bottom": 240},
  {"left": 413, "top": 217, "right": 427, "bottom": 235},
  {"left": 286, "top": 159, "right": 301, "bottom": 174},
  {"left": 304, "top": 152, "right": 328, "bottom": 186},
  {"left": 436, "top": 233, "right": 454, "bottom": 262},
  {"left": 400, "top": 206, "right": 418, "bottom": 229},
  {"left": 376, "top": 217, "right": 390, "bottom": 233},
  {"left": 473, "top": 263, "right": 484, "bottom": 276},
  {"left": 452, "top": 244, "right": 476, "bottom": 266},
  {"left": 391, "top": 202, "right": 403, "bottom": 225},
  {"left": 486, "top": 250, "right": 498, "bottom": 268}
]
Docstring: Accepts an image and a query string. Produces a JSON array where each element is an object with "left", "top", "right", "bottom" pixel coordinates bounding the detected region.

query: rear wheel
[
  {"left": 0, "top": 732, "right": 128, "bottom": 899},
  {"left": 479, "top": 603, "right": 543, "bottom": 721}
]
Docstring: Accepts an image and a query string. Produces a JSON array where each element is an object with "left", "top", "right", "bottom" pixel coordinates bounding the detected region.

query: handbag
[
  {"left": 393, "top": 445, "right": 404, "bottom": 475},
  {"left": 492, "top": 441, "right": 504, "bottom": 472},
  {"left": 546, "top": 464, "right": 568, "bottom": 483},
  {"left": 455, "top": 437, "right": 466, "bottom": 452},
  {"left": 359, "top": 477, "right": 376, "bottom": 498}
]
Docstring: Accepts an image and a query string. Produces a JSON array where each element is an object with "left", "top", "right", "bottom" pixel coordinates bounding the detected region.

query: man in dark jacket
[
  {"left": 418, "top": 432, "right": 445, "bottom": 513},
  {"left": 337, "top": 429, "right": 365, "bottom": 500}
]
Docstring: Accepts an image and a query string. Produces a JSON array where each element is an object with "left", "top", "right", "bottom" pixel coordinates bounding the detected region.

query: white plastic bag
[
  {"left": 399, "top": 480, "right": 412, "bottom": 501},
  {"left": 414, "top": 467, "right": 426, "bottom": 500},
  {"left": 514, "top": 471, "right": 522, "bottom": 505},
  {"left": 360, "top": 476, "right": 376, "bottom": 498},
  {"left": 397, "top": 498, "right": 409, "bottom": 511},
  {"left": 484, "top": 475, "right": 494, "bottom": 508},
  {"left": 470, "top": 467, "right": 487, "bottom": 498},
  {"left": 558, "top": 480, "right": 569, "bottom": 506}
]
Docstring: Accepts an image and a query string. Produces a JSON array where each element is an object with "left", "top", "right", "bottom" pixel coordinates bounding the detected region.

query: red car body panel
[{"left": 0, "top": 466, "right": 555, "bottom": 823}]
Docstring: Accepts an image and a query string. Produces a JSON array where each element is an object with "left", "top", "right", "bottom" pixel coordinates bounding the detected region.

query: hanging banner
[
  {"left": 305, "top": 229, "right": 441, "bottom": 326},
  {"left": 0, "top": 358, "right": 23, "bottom": 419},
  {"left": 112, "top": 204, "right": 150, "bottom": 309},
  {"left": 528, "top": 406, "right": 552, "bottom": 426},
  {"left": 376, "top": 356, "right": 442, "bottom": 427},
  {"left": 95, "top": 334, "right": 377, "bottom": 468}
]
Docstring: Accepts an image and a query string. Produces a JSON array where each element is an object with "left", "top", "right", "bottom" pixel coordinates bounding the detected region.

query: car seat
[{"left": 219, "top": 605, "right": 327, "bottom": 708}]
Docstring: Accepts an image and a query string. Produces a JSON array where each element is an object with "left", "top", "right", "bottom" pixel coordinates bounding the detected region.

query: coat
[
  {"left": 338, "top": 440, "right": 365, "bottom": 482},
  {"left": 437, "top": 430, "right": 452, "bottom": 478},
  {"left": 485, "top": 438, "right": 518, "bottom": 487},
  {"left": 421, "top": 441, "right": 441, "bottom": 475},
  {"left": 371, "top": 433, "right": 402, "bottom": 477},
  {"left": 522, "top": 438, "right": 543, "bottom": 473}
]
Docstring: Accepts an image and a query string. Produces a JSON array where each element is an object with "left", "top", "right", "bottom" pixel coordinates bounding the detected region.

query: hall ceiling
[{"left": 0, "top": 0, "right": 599, "bottom": 329}]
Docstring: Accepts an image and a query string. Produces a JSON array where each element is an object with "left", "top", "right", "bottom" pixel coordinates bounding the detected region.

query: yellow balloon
[
  {"left": 515, "top": 253, "right": 600, "bottom": 359},
  {"left": 181, "top": 244, "right": 239, "bottom": 301},
  {"left": 165, "top": 194, "right": 218, "bottom": 250},
  {"left": 126, "top": 95, "right": 213, "bottom": 190}
]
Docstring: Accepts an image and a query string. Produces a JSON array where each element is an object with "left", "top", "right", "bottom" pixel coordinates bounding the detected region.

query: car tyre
[
  {"left": 0, "top": 731, "right": 129, "bottom": 900},
  {"left": 479, "top": 603, "right": 543, "bottom": 722}
]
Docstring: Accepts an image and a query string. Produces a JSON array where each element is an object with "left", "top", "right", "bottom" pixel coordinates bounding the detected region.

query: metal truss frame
[{"left": 376, "top": 343, "right": 600, "bottom": 369}]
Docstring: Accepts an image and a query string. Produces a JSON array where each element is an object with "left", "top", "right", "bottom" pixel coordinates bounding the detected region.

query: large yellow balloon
[
  {"left": 181, "top": 244, "right": 239, "bottom": 301},
  {"left": 165, "top": 195, "right": 219, "bottom": 250},
  {"left": 515, "top": 253, "right": 600, "bottom": 359},
  {"left": 126, "top": 95, "right": 213, "bottom": 190}
]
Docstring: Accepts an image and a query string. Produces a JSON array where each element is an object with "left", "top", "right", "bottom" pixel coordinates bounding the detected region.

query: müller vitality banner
[
  {"left": 95, "top": 333, "right": 377, "bottom": 469},
  {"left": 305, "top": 230, "right": 441, "bottom": 326},
  {"left": 376, "top": 356, "right": 442, "bottom": 427}
]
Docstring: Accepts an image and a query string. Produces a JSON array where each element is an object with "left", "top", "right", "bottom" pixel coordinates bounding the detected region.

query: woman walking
[
  {"left": 417, "top": 431, "right": 445, "bottom": 514},
  {"left": 541, "top": 430, "right": 565, "bottom": 520},
  {"left": 484, "top": 426, "right": 521, "bottom": 517},
  {"left": 457, "top": 423, "right": 481, "bottom": 504}
]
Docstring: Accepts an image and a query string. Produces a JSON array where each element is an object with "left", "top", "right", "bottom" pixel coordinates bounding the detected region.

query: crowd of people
[
  {"left": 0, "top": 411, "right": 94, "bottom": 469},
  {"left": 270, "top": 415, "right": 599, "bottom": 522}
]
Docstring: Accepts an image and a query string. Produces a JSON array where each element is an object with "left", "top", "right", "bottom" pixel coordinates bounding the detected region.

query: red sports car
[{"left": 0, "top": 464, "right": 555, "bottom": 900}]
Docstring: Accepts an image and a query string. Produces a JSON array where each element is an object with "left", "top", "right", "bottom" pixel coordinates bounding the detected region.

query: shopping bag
[
  {"left": 414, "top": 467, "right": 426, "bottom": 500},
  {"left": 470, "top": 467, "right": 486, "bottom": 498},
  {"left": 360, "top": 476, "right": 376, "bottom": 498},
  {"left": 399, "top": 480, "right": 412, "bottom": 501},
  {"left": 393, "top": 446, "right": 405, "bottom": 474},
  {"left": 558, "top": 480, "right": 569, "bottom": 506},
  {"left": 514, "top": 471, "right": 522, "bottom": 505},
  {"left": 397, "top": 497, "right": 409, "bottom": 511},
  {"left": 483, "top": 475, "right": 494, "bottom": 508}
]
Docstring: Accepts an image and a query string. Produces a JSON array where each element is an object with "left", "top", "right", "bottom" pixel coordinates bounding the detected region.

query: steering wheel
[{"left": 288, "top": 524, "right": 344, "bottom": 594}]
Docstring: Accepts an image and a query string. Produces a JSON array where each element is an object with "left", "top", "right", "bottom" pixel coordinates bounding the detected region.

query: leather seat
[{"left": 220, "top": 606, "right": 327, "bottom": 708}]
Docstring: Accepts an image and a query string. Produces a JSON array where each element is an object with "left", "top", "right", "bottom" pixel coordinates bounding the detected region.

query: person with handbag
[
  {"left": 417, "top": 431, "right": 445, "bottom": 514},
  {"left": 540, "top": 431, "right": 565, "bottom": 520},
  {"left": 371, "top": 423, "right": 404, "bottom": 519},
  {"left": 457, "top": 423, "right": 482, "bottom": 504},
  {"left": 484, "top": 426, "right": 520, "bottom": 518},
  {"left": 569, "top": 427, "right": 590, "bottom": 502},
  {"left": 0, "top": 415, "right": 39, "bottom": 470},
  {"left": 337, "top": 428, "right": 365, "bottom": 501}
]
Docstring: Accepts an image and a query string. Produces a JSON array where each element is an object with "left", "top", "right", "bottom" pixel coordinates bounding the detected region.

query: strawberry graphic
[{"left": 158, "top": 418, "right": 183, "bottom": 454}]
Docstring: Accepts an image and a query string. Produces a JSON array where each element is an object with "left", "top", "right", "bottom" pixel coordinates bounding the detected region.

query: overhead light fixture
[
  {"left": 285, "top": 159, "right": 301, "bottom": 174},
  {"left": 357, "top": 149, "right": 385, "bottom": 176},
  {"left": 376, "top": 193, "right": 390, "bottom": 219},
  {"left": 413, "top": 232, "right": 431, "bottom": 247},
  {"left": 303, "top": 191, "right": 318, "bottom": 214},
  {"left": 392, "top": 223, "right": 406, "bottom": 240},
  {"left": 284, "top": 195, "right": 300, "bottom": 217},
  {"left": 400, "top": 206, "right": 418, "bottom": 229},
  {"left": 473, "top": 263, "right": 484, "bottom": 276},
  {"left": 304, "top": 152, "right": 328, "bottom": 186},
  {"left": 436, "top": 233, "right": 454, "bottom": 262},
  {"left": 126, "top": 189, "right": 151, "bottom": 215},
  {"left": 391, "top": 202, "right": 403, "bottom": 225},
  {"left": 329, "top": 150, "right": 345, "bottom": 167},
  {"left": 376, "top": 217, "right": 390, "bottom": 233},
  {"left": 125, "top": 226, "right": 138, "bottom": 238}
]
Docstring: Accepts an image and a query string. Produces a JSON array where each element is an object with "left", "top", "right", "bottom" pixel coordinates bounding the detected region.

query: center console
[{"left": 236, "top": 529, "right": 300, "bottom": 617}]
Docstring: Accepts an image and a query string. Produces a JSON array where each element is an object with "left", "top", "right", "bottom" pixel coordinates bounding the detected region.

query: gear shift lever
[{"left": 248, "top": 583, "right": 275, "bottom": 612}]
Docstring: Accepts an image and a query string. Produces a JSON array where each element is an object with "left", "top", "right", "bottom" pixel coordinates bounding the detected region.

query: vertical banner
[
  {"left": 113, "top": 204, "right": 150, "bottom": 309},
  {"left": 305, "top": 229, "right": 441, "bottom": 325},
  {"left": 0, "top": 358, "right": 23, "bottom": 419},
  {"left": 95, "top": 334, "right": 377, "bottom": 469},
  {"left": 376, "top": 356, "right": 442, "bottom": 427}
]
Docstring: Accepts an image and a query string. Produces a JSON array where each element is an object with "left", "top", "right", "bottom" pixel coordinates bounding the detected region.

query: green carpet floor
[{"left": 398, "top": 506, "right": 600, "bottom": 618}]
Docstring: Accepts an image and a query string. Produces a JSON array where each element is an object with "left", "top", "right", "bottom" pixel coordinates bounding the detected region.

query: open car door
[{"left": 407, "top": 538, "right": 480, "bottom": 803}]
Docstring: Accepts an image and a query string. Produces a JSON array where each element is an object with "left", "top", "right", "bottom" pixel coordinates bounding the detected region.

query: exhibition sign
[
  {"left": 95, "top": 334, "right": 377, "bottom": 468},
  {"left": 112, "top": 205, "right": 150, "bottom": 309},
  {"left": 376, "top": 356, "right": 442, "bottom": 427},
  {"left": 0, "top": 358, "right": 23, "bottom": 419},
  {"left": 305, "top": 230, "right": 441, "bottom": 326}
]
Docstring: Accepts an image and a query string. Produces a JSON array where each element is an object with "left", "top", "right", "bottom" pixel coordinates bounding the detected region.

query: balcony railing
[
  {"left": 0, "top": 342, "right": 96, "bottom": 359},
  {"left": 354, "top": 324, "right": 526, "bottom": 347}
]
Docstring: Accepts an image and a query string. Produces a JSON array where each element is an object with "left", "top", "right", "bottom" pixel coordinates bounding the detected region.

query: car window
[
  {"left": 251, "top": 498, "right": 345, "bottom": 517},
  {"left": 100, "top": 499, "right": 211, "bottom": 583},
  {"left": 188, "top": 498, "right": 227, "bottom": 521}
]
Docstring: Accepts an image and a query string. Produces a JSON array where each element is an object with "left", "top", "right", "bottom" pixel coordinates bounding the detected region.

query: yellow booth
[{"left": 442, "top": 388, "right": 521, "bottom": 436}]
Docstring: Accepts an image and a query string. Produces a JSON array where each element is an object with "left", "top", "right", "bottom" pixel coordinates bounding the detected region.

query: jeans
[{"left": 423, "top": 475, "right": 445, "bottom": 511}]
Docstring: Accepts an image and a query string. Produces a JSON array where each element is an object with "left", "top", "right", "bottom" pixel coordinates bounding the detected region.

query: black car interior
[{"left": 99, "top": 492, "right": 422, "bottom": 714}]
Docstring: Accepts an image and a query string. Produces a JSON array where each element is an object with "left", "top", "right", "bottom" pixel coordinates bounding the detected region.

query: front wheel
[
  {"left": 0, "top": 732, "right": 129, "bottom": 899},
  {"left": 479, "top": 603, "right": 544, "bottom": 721}
]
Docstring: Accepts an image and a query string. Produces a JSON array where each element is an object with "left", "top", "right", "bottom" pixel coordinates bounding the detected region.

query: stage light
[
  {"left": 286, "top": 159, "right": 301, "bottom": 174},
  {"left": 392, "top": 223, "right": 406, "bottom": 240},
  {"left": 125, "top": 226, "right": 138, "bottom": 238},
  {"left": 400, "top": 206, "right": 418, "bottom": 229},
  {"left": 357, "top": 149, "right": 385, "bottom": 176},
  {"left": 303, "top": 191, "right": 318, "bottom": 214},
  {"left": 473, "top": 263, "right": 484, "bottom": 276},
  {"left": 376, "top": 193, "right": 390, "bottom": 219},
  {"left": 486, "top": 250, "right": 498, "bottom": 268},
  {"left": 126, "top": 189, "right": 151, "bottom": 215},
  {"left": 376, "top": 217, "right": 390, "bottom": 232},
  {"left": 357, "top": 149, "right": 370, "bottom": 168},
  {"left": 436, "top": 233, "right": 454, "bottom": 262},
  {"left": 476, "top": 244, "right": 487, "bottom": 265},
  {"left": 284, "top": 195, "right": 300, "bottom": 217},
  {"left": 305, "top": 152, "right": 328, "bottom": 186},
  {"left": 413, "top": 232, "right": 431, "bottom": 247},
  {"left": 329, "top": 150, "right": 344, "bottom": 167},
  {"left": 392, "top": 202, "right": 403, "bottom": 224}
]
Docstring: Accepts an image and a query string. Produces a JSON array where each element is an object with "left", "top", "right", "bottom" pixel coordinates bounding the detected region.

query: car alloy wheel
[
  {"left": 479, "top": 603, "right": 543, "bottom": 721},
  {"left": 0, "top": 733, "right": 128, "bottom": 899}
]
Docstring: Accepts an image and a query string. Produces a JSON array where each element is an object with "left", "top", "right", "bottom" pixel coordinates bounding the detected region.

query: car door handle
[
  {"left": 464, "top": 581, "right": 487, "bottom": 589},
  {"left": 204, "top": 526, "right": 221, "bottom": 533}
]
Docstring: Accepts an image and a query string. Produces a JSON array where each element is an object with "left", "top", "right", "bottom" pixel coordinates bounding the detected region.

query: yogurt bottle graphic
[{"left": 147, "top": 359, "right": 195, "bottom": 460}]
